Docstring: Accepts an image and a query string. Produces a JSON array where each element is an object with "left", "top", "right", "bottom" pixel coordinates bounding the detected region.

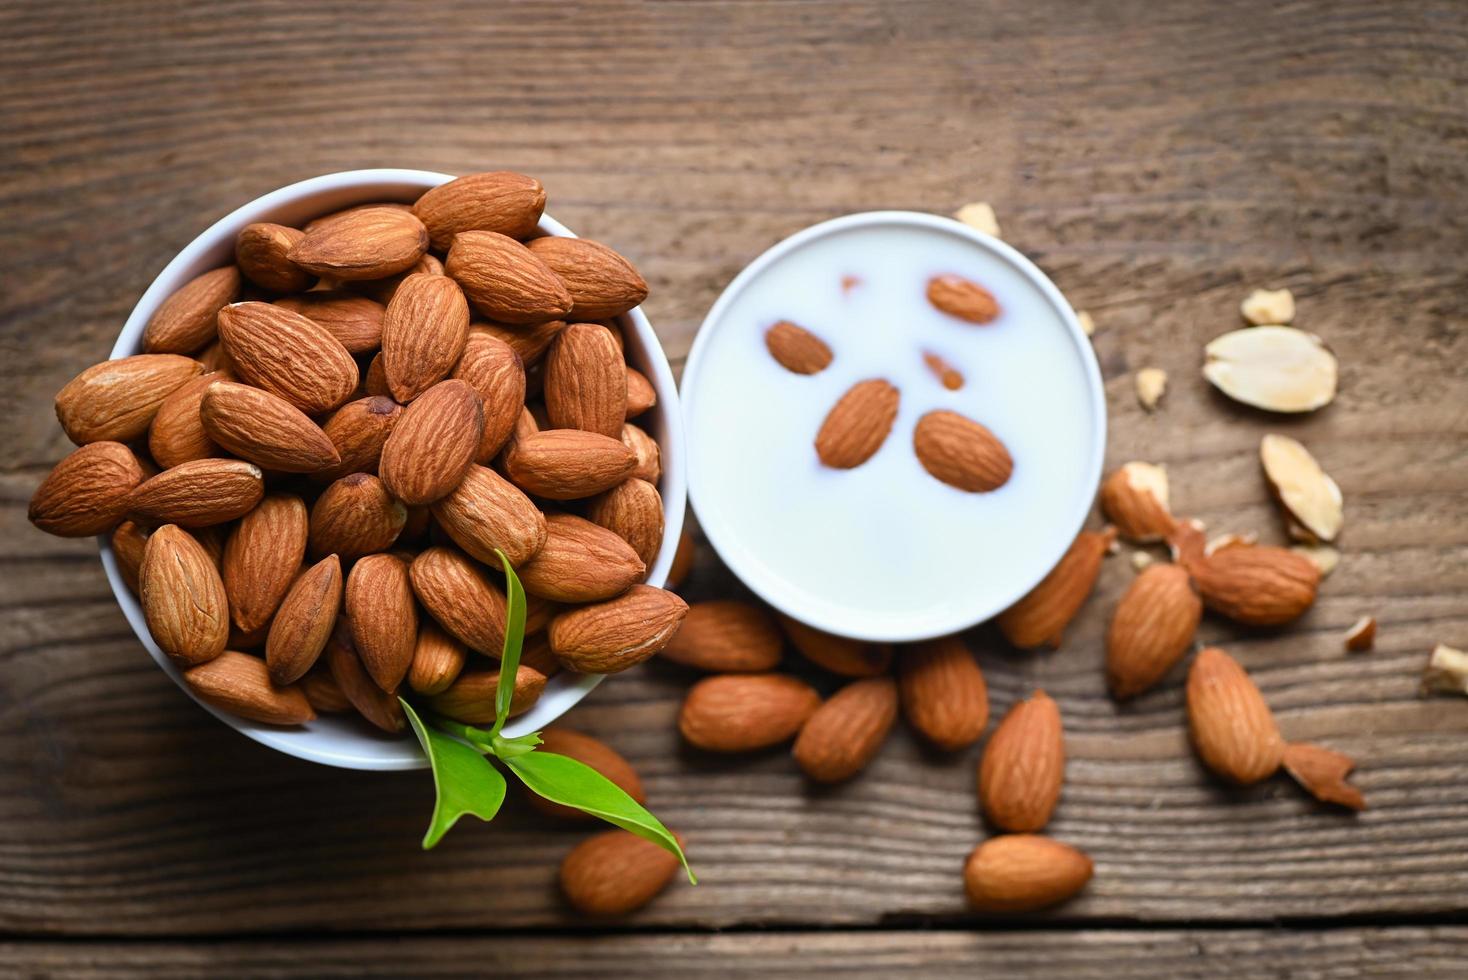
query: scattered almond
[
  {"left": 1186, "top": 647, "right": 1283, "bottom": 785},
  {"left": 793, "top": 676, "right": 898, "bottom": 782},
  {"left": 978, "top": 691, "right": 1064, "bottom": 832},
  {"left": 953, "top": 201, "right": 1001, "bottom": 237},
  {"left": 1291, "top": 543, "right": 1340, "bottom": 577},
  {"left": 532, "top": 729, "right": 646, "bottom": 820},
  {"left": 778, "top": 614, "right": 891, "bottom": 677},
  {"left": 1135, "top": 367, "right": 1167, "bottom": 411},
  {"left": 1170, "top": 519, "right": 1319, "bottom": 626},
  {"left": 766, "top": 321, "right": 833, "bottom": 375},
  {"left": 1099, "top": 462, "right": 1172, "bottom": 542},
  {"left": 1422, "top": 644, "right": 1468, "bottom": 697},
  {"left": 927, "top": 274, "right": 999, "bottom": 324},
  {"left": 1106, "top": 563, "right": 1202, "bottom": 699},
  {"left": 1240, "top": 287, "right": 1295, "bottom": 326},
  {"left": 996, "top": 528, "right": 1116, "bottom": 649},
  {"left": 1260, "top": 434, "right": 1343, "bottom": 543},
  {"left": 560, "top": 829, "right": 679, "bottom": 916},
  {"left": 660, "top": 600, "right": 783, "bottom": 673},
  {"left": 1344, "top": 616, "right": 1377, "bottom": 652},
  {"left": 678, "top": 673, "right": 821, "bottom": 753},
  {"left": 964, "top": 835, "right": 1093, "bottom": 912},
  {"left": 1076, "top": 310, "right": 1095, "bottom": 337},
  {"left": 1203, "top": 326, "right": 1337, "bottom": 413},
  {"left": 897, "top": 635, "right": 989, "bottom": 751}
]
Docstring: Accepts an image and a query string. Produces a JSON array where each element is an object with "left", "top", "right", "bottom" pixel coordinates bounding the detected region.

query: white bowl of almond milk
[{"left": 681, "top": 211, "right": 1105, "bottom": 643}]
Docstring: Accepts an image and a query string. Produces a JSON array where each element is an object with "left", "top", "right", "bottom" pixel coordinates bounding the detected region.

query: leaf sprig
[{"left": 400, "top": 549, "right": 693, "bottom": 883}]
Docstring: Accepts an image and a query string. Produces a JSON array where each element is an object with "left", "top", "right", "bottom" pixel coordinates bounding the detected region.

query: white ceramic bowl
[
  {"left": 681, "top": 211, "right": 1104, "bottom": 643},
  {"left": 102, "top": 169, "right": 686, "bottom": 770}
]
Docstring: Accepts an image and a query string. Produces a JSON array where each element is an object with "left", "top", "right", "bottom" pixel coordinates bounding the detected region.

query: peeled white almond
[
  {"left": 1260, "top": 434, "right": 1343, "bottom": 542},
  {"left": 1135, "top": 367, "right": 1167, "bottom": 411},
  {"left": 1241, "top": 288, "right": 1295, "bottom": 325},
  {"left": 1203, "top": 326, "right": 1337, "bottom": 413},
  {"left": 954, "top": 201, "right": 1001, "bottom": 238},
  {"left": 1292, "top": 543, "right": 1339, "bottom": 577}
]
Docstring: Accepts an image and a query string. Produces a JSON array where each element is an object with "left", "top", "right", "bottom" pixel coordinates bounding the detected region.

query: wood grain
[{"left": 1, "top": 0, "right": 1466, "bottom": 944}]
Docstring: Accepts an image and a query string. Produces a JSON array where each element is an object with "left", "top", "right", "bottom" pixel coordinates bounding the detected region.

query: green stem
[{"left": 431, "top": 716, "right": 495, "bottom": 752}]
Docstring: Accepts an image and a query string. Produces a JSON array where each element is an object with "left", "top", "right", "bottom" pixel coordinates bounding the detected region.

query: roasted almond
[
  {"left": 453, "top": 331, "right": 527, "bottom": 462},
  {"left": 316, "top": 395, "right": 402, "bottom": 482},
  {"left": 182, "top": 650, "right": 315, "bottom": 726},
  {"left": 560, "top": 829, "right": 679, "bottom": 916},
  {"left": 504, "top": 429, "right": 638, "bottom": 500},
  {"left": 547, "top": 584, "right": 688, "bottom": 673},
  {"left": 963, "top": 835, "right": 1093, "bottom": 912},
  {"left": 381, "top": 273, "right": 471, "bottom": 403},
  {"left": 29, "top": 441, "right": 143, "bottom": 537},
  {"left": 309, "top": 473, "right": 407, "bottom": 560},
  {"left": 200, "top": 381, "right": 341, "bottom": 473},
  {"left": 378, "top": 379, "right": 485, "bottom": 505},
  {"left": 221, "top": 493, "right": 308, "bottom": 633},
  {"left": 127, "top": 458, "right": 265, "bottom": 527},
  {"left": 264, "top": 554, "right": 343, "bottom": 685},
  {"left": 428, "top": 665, "right": 546, "bottom": 724},
  {"left": 413, "top": 171, "right": 547, "bottom": 251},
  {"left": 139, "top": 525, "right": 229, "bottom": 667},
  {"left": 1170, "top": 519, "right": 1320, "bottom": 626},
  {"left": 1186, "top": 646, "right": 1284, "bottom": 785},
  {"left": 1281, "top": 742, "right": 1366, "bottom": 810},
  {"left": 288, "top": 205, "right": 429, "bottom": 281},
  {"left": 406, "top": 619, "right": 468, "bottom": 696},
  {"left": 526, "top": 236, "right": 648, "bottom": 319},
  {"left": 326, "top": 617, "right": 406, "bottom": 733},
  {"left": 896, "top": 635, "right": 989, "bottom": 751},
  {"left": 621, "top": 422, "right": 661, "bottom": 484},
  {"left": 1099, "top": 462, "right": 1173, "bottom": 542},
  {"left": 586, "top": 478, "right": 664, "bottom": 569},
  {"left": 927, "top": 274, "right": 1000, "bottom": 324},
  {"left": 1105, "top": 563, "right": 1202, "bottom": 699},
  {"left": 765, "top": 320, "right": 833, "bottom": 375},
  {"left": 143, "top": 265, "right": 241, "bottom": 353},
  {"left": 996, "top": 528, "right": 1116, "bottom": 649},
  {"left": 625, "top": 367, "right": 656, "bottom": 418},
  {"left": 815, "top": 379, "right": 899, "bottom": 469},
  {"left": 430, "top": 463, "right": 547, "bottom": 568},
  {"left": 148, "top": 371, "right": 228, "bottom": 468},
  {"left": 520, "top": 513, "right": 646, "bottom": 603},
  {"left": 111, "top": 520, "right": 150, "bottom": 594},
  {"left": 793, "top": 676, "right": 898, "bottom": 782},
  {"left": 531, "top": 728, "right": 646, "bottom": 820},
  {"left": 345, "top": 553, "right": 418, "bottom": 692},
  {"left": 544, "top": 322, "right": 627, "bottom": 438},
  {"left": 778, "top": 614, "right": 891, "bottom": 677},
  {"left": 678, "top": 673, "right": 821, "bottom": 753},
  {"left": 55, "top": 354, "right": 203, "bottom": 444},
  {"left": 978, "top": 690, "right": 1064, "bottom": 832},
  {"left": 659, "top": 600, "right": 782, "bottom": 673},
  {"left": 275, "top": 291, "right": 385, "bottom": 354},
  {"left": 912, "top": 409, "right": 1013, "bottom": 492},
  {"left": 217, "top": 302, "right": 358, "bottom": 414},
  {"left": 445, "top": 230, "right": 573, "bottom": 324},
  {"left": 234, "top": 223, "right": 312, "bottom": 293},
  {"left": 409, "top": 546, "right": 508, "bottom": 656}
]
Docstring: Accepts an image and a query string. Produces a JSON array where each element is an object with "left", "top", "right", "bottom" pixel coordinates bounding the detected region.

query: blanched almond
[
  {"left": 1203, "top": 326, "right": 1337, "bottom": 413},
  {"left": 1260, "top": 434, "right": 1342, "bottom": 543}
]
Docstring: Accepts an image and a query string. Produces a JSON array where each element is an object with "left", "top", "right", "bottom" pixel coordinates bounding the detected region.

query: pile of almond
[{"left": 28, "top": 171, "right": 689, "bottom": 734}]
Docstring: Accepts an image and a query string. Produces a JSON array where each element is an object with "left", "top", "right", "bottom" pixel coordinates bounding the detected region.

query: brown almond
[
  {"left": 200, "top": 381, "right": 340, "bottom": 473},
  {"left": 1100, "top": 462, "right": 1174, "bottom": 542},
  {"left": 1281, "top": 742, "right": 1366, "bottom": 810},
  {"left": 221, "top": 493, "right": 308, "bottom": 633},
  {"left": 996, "top": 528, "right": 1116, "bottom": 649},
  {"left": 586, "top": 478, "right": 664, "bottom": 569},
  {"left": 234, "top": 223, "right": 312, "bottom": 293},
  {"left": 1105, "top": 563, "right": 1203, "bottom": 699},
  {"left": 778, "top": 614, "right": 891, "bottom": 677},
  {"left": 143, "top": 265, "right": 241, "bottom": 353},
  {"left": 679, "top": 673, "right": 821, "bottom": 753},
  {"left": 381, "top": 273, "right": 471, "bottom": 403},
  {"left": 519, "top": 632, "right": 560, "bottom": 675},
  {"left": 659, "top": 600, "right": 782, "bottom": 673},
  {"left": 413, "top": 171, "right": 547, "bottom": 251},
  {"left": 544, "top": 322, "right": 627, "bottom": 438},
  {"left": 409, "top": 546, "right": 508, "bottom": 656},
  {"left": 299, "top": 665, "right": 352, "bottom": 714},
  {"left": 1344, "top": 616, "right": 1377, "bottom": 652},
  {"left": 793, "top": 676, "right": 898, "bottom": 782},
  {"left": 978, "top": 690, "right": 1064, "bottom": 832},
  {"left": 29, "top": 442, "right": 143, "bottom": 537},
  {"left": 1186, "top": 646, "right": 1284, "bottom": 784},
  {"left": 275, "top": 291, "right": 386, "bottom": 354},
  {"left": 815, "top": 379, "right": 899, "bottom": 469},
  {"left": 196, "top": 339, "right": 235, "bottom": 375},
  {"left": 217, "top": 302, "right": 358, "bottom": 414},
  {"left": 526, "top": 236, "right": 648, "bottom": 319},
  {"left": 139, "top": 525, "right": 229, "bottom": 666},
  {"left": 560, "top": 829, "right": 679, "bottom": 916},
  {"left": 504, "top": 429, "right": 637, "bottom": 500},
  {"left": 912, "top": 409, "right": 1013, "bottom": 492},
  {"left": 345, "top": 553, "right": 418, "bottom": 692},
  {"left": 445, "top": 230, "right": 573, "bottom": 324},
  {"left": 625, "top": 367, "right": 656, "bottom": 418},
  {"left": 303, "top": 201, "right": 413, "bottom": 235},
  {"left": 1170, "top": 520, "right": 1320, "bottom": 626},
  {"left": 111, "top": 520, "right": 150, "bottom": 594},
  {"left": 182, "top": 651, "right": 315, "bottom": 725},
  {"left": 473, "top": 318, "right": 565, "bottom": 367},
  {"left": 316, "top": 395, "right": 403, "bottom": 482},
  {"left": 927, "top": 274, "right": 1000, "bottom": 324},
  {"left": 55, "top": 354, "right": 203, "bottom": 444},
  {"left": 264, "top": 554, "right": 343, "bottom": 685},
  {"left": 531, "top": 729, "right": 646, "bottom": 820},
  {"left": 428, "top": 666, "right": 546, "bottom": 724},
  {"left": 964, "top": 835, "right": 1092, "bottom": 912},
  {"left": 519, "top": 513, "right": 646, "bottom": 603},
  {"left": 896, "top": 635, "right": 989, "bottom": 751},
  {"left": 325, "top": 617, "right": 406, "bottom": 732},
  {"left": 288, "top": 206, "right": 428, "bottom": 281},
  {"left": 406, "top": 619, "right": 468, "bottom": 696},
  {"left": 309, "top": 473, "right": 407, "bottom": 560},
  {"left": 430, "top": 463, "right": 547, "bottom": 568},
  {"left": 548, "top": 584, "right": 688, "bottom": 673},
  {"left": 127, "top": 458, "right": 265, "bottom": 528},
  {"left": 364, "top": 352, "right": 390, "bottom": 396},
  {"left": 765, "top": 320, "right": 833, "bottom": 375},
  {"left": 350, "top": 253, "right": 444, "bottom": 306},
  {"left": 621, "top": 423, "right": 661, "bottom": 484},
  {"left": 379, "top": 379, "right": 485, "bottom": 505},
  {"left": 665, "top": 527, "right": 696, "bottom": 591},
  {"left": 453, "top": 331, "right": 527, "bottom": 462},
  {"left": 148, "top": 371, "right": 228, "bottom": 468}
]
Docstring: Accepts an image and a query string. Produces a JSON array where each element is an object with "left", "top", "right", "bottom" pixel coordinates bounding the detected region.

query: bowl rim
[
  {"left": 102, "top": 168, "right": 685, "bottom": 770},
  {"left": 680, "top": 209, "right": 1105, "bottom": 643}
]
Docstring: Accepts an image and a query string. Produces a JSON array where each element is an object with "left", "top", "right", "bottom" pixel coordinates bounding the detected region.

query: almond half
[
  {"left": 1259, "top": 434, "right": 1343, "bottom": 543},
  {"left": 1203, "top": 326, "right": 1337, "bottom": 413}
]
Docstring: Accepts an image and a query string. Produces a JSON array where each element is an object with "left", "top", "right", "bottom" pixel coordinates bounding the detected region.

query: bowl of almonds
[{"left": 28, "top": 169, "right": 687, "bottom": 770}]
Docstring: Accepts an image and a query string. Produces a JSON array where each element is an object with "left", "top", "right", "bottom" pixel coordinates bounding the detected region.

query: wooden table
[{"left": 4, "top": 0, "right": 1466, "bottom": 975}]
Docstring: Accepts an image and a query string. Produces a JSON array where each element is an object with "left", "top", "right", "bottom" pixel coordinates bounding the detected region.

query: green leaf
[
  {"left": 491, "top": 548, "right": 527, "bottom": 736},
  {"left": 504, "top": 751, "right": 696, "bottom": 883},
  {"left": 402, "top": 699, "right": 507, "bottom": 849}
]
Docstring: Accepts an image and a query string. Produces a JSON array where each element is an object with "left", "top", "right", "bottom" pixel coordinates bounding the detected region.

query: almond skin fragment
[
  {"left": 1105, "top": 563, "right": 1202, "bottom": 699},
  {"left": 1186, "top": 647, "right": 1283, "bottom": 785},
  {"left": 29, "top": 442, "right": 144, "bottom": 537},
  {"left": 964, "top": 835, "right": 1093, "bottom": 912},
  {"left": 897, "top": 635, "right": 989, "bottom": 751},
  {"left": 660, "top": 600, "right": 783, "bottom": 673},
  {"left": 815, "top": 379, "right": 899, "bottom": 469},
  {"left": 927, "top": 274, "right": 1000, "bottom": 324},
  {"left": 183, "top": 651, "right": 315, "bottom": 726},
  {"left": 978, "top": 691, "right": 1064, "bottom": 833},
  {"left": 560, "top": 829, "right": 679, "bottom": 916},
  {"left": 1260, "top": 434, "right": 1343, "bottom": 543},
  {"left": 1281, "top": 742, "right": 1365, "bottom": 810},
  {"left": 913, "top": 410, "right": 1013, "bottom": 492},
  {"left": 531, "top": 729, "right": 646, "bottom": 820},
  {"left": 548, "top": 585, "right": 688, "bottom": 674},
  {"left": 793, "top": 676, "right": 898, "bottom": 783},
  {"left": 679, "top": 673, "right": 821, "bottom": 753},
  {"left": 1344, "top": 616, "right": 1377, "bottom": 652},
  {"left": 765, "top": 320, "right": 833, "bottom": 375},
  {"left": 996, "top": 528, "right": 1116, "bottom": 649},
  {"left": 778, "top": 614, "right": 891, "bottom": 677}
]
